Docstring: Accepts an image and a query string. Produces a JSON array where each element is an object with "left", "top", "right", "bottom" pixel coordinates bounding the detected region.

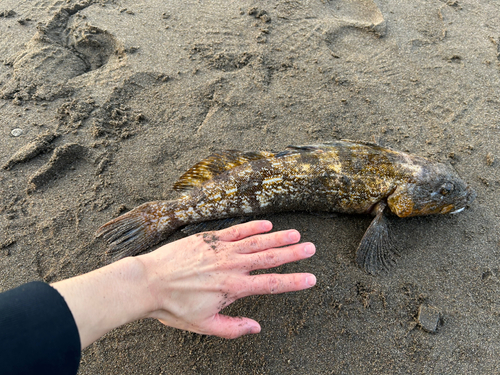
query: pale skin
[{"left": 52, "top": 220, "right": 317, "bottom": 349}]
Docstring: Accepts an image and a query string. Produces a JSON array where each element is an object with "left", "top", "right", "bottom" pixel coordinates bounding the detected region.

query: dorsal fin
[
  {"left": 285, "top": 145, "right": 321, "bottom": 151},
  {"left": 173, "top": 150, "right": 275, "bottom": 192},
  {"left": 273, "top": 145, "right": 324, "bottom": 158},
  {"left": 340, "top": 139, "right": 381, "bottom": 147}
]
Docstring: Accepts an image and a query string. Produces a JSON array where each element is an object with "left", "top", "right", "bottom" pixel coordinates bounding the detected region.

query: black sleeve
[{"left": 0, "top": 281, "right": 81, "bottom": 375}]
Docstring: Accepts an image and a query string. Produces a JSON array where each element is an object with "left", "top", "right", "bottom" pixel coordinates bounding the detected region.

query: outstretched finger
[
  {"left": 216, "top": 220, "right": 273, "bottom": 242},
  {"left": 239, "top": 273, "right": 316, "bottom": 298},
  {"left": 234, "top": 229, "right": 301, "bottom": 254},
  {"left": 201, "top": 314, "right": 261, "bottom": 339},
  {"left": 242, "top": 242, "right": 315, "bottom": 271}
]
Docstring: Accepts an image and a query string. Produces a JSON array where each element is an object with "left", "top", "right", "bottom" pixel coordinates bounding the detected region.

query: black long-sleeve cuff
[{"left": 0, "top": 281, "right": 81, "bottom": 374}]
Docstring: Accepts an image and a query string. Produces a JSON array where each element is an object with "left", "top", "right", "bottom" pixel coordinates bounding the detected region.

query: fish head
[{"left": 387, "top": 161, "right": 476, "bottom": 218}]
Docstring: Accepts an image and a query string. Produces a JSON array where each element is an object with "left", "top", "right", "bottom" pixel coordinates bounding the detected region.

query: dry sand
[{"left": 1, "top": 0, "right": 499, "bottom": 373}]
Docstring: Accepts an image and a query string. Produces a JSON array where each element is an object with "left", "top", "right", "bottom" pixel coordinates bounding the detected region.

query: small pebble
[
  {"left": 486, "top": 152, "right": 495, "bottom": 166},
  {"left": 417, "top": 304, "right": 440, "bottom": 333},
  {"left": 11, "top": 128, "right": 23, "bottom": 137}
]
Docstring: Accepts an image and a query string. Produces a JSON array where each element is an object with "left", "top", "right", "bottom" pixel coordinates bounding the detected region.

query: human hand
[{"left": 137, "top": 220, "right": 316, "bottom": 339}]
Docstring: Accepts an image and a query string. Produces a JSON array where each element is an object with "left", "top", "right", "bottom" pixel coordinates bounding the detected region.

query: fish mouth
[
  {"left": 450, "top": 207, "right": 465, "bottom": 214},
  {"left": 448, "top": 186, "right": 476, "bottom": 215}
]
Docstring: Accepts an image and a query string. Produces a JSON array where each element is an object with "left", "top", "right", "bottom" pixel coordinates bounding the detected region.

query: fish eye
[{"left": 439, "top": 182, "right": 454, "bottom": 196}]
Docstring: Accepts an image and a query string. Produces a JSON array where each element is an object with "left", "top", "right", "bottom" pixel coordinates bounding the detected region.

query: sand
[{"left": 1, "top": 0, "right": 499, "bottom": 373}]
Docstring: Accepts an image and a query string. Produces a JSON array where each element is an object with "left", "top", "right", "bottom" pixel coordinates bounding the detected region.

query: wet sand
[{"left": 1, "top": 0, "right": 499, "bottom": 373}]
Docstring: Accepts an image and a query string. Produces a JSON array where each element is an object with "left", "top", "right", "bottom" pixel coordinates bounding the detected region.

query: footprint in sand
[{"left": 0, "top": 2, "right": 123, "bottom": 102}]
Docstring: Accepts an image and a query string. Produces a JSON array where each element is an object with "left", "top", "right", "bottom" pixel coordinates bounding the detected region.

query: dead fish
[{"left": 96, "top": 140, "right": 475, "bottom": 274}]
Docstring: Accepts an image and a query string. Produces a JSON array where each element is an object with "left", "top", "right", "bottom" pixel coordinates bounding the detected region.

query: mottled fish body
[{"left": 96, "top": 140, "right": 475, "bottom": 274}]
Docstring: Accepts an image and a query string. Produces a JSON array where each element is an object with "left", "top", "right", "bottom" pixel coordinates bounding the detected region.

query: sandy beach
[{"left": 1, "top": 0, "right": 499, "bottom": 373}]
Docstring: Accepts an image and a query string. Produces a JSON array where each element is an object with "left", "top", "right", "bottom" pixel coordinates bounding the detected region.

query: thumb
[{"left": 203, "top": 314, "right": 261, "bottom": 339}]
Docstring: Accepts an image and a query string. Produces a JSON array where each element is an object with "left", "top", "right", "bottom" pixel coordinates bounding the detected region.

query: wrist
[
  {"left": 133, "top": 252, "right": 166, "bottom": 319},
  {"left": 106, "top": 256, "right": 157, "bottom": 323}
]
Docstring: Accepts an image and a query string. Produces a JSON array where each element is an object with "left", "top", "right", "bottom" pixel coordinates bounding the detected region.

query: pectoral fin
[{"left": 356, "top": 202, "right": 398, "bottom": 275}]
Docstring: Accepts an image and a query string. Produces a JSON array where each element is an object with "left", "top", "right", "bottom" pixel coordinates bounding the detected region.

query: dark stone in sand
[{"left": 417, "top": 304, "right": 440, "bottom": 333}]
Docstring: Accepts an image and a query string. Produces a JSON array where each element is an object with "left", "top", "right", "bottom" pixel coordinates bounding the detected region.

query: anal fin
[
  {"left": 355, "top": 202, "right": 398, "bottom": 275},
  {"left": 181, "top": 217, "right": 251, "bottom": 236}
]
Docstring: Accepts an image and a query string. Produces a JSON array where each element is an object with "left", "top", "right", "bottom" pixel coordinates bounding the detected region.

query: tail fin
[{"left": 95, "top": 201, "right": 174, "bottom": 260}]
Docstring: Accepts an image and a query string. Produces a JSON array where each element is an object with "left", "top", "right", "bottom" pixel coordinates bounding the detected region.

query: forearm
[{"left": 52, "top": 257, "right": 152, "bottom": 349}]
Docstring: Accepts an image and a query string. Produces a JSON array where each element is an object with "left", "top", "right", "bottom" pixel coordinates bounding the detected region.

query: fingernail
[
  {"left": 250, "top": 325, "right": 261, "bottom": 334},
  {"left": 304, "top": 244, "right": 315, "bottom": 256},
  {"left": 288, "top": 230, "right": 300, "bottom": 242},
  {"left": 306, "top": 275, "right": 317, "bottom": 287},
  {"left": 260, "top": 221, "right": 272, "bottom": 231}
]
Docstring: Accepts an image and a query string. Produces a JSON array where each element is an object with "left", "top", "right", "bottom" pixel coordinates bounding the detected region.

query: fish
[{"left": 96, "top": 140, "right": 476, "bottom": 274}]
